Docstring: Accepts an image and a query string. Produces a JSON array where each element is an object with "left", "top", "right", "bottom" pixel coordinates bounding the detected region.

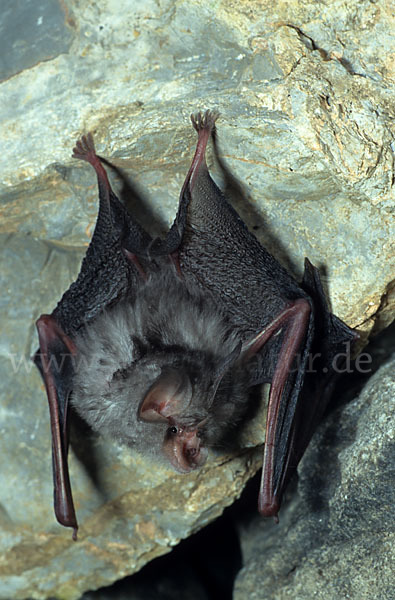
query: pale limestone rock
[{"left": 0, "top": 0, "right": 393, "bottom": 597}]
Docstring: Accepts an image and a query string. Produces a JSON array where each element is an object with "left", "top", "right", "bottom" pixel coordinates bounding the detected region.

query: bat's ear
[{"left": 139, "top": 369, "right": 192, "bottom": 422}]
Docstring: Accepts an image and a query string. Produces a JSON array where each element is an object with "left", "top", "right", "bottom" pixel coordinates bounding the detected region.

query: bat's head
[
  {"left": 138, "top": 343, "right": 244, "bottom": 473},
  {"left": 138, "top": 367, "right": 207, "bottom": 472},
  {"left": 71, "top": 276, "right": 251, "bottom": 474}
]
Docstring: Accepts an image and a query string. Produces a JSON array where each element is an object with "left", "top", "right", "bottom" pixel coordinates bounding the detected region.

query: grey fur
[{"left": 72, "top": 266, "right": 251, "bottom": 462}]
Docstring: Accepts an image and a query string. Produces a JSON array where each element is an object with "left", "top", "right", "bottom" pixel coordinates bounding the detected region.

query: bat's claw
[
  {"left": 72, "top": 132, "right": 111, "bottom": 188},
  {"left": 190, "top": 109, "right": 220, "bottom": 134},
  {"left": 72, "top": 132, "right": 96, "bottom": 162}
]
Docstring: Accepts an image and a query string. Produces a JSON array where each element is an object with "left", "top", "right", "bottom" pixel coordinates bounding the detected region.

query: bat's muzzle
[{"left": 162, "top": 427, "right": 208, "bottom": 473}]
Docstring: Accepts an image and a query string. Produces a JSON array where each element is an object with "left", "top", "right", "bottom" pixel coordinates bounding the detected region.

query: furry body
[{"left": 72, "top": 266, "right": 250, "bottom": 458}]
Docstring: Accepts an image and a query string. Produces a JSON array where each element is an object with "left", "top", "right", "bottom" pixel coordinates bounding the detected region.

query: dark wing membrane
[
  {"left": 53, "top": 133, "right": 153, "bottom": 335},
  {"left": 157, "top": 111, "right": 305, "bottom": 336},
  {"left": 295, "top": 259, "right": 358, "bottom": 455},
  {"left": 270, "top": 259, "right": 356, "bottom": 511},
  {"left": 34, "top": 316, "right": 79, "bottom": 537},
  {"left": 159, "top": 111, "right": 355, "bottom": 518},
  {"left": 35, "top": 134, "right": 154, "bottom": 536}
]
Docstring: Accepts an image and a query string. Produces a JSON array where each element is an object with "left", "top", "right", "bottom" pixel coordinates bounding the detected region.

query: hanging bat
[{"left": 34, "top": 110, "right": 356, "bottom": 539}]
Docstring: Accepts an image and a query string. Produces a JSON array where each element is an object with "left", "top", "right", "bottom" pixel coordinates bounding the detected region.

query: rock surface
[
  {"left": 234, "top": 351, "right": 395, "bottom": 600},
  {"left": 0, "top": 0, "right": 393, "bottom": 598}
]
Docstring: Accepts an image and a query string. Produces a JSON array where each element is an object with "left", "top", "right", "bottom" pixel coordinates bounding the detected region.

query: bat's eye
[
  {"left": 169, "top": 426, "right": 178, "bottom": 435},
  {"left": 196, "top": 430, "right": 202, "bottom": 438}
]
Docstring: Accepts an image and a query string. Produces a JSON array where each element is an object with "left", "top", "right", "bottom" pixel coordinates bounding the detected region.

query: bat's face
[
  {"left": 138, "top": 367, "right": 220, "bottom": 473},
  {"left": 161, "top": 423, "right": 209, "bottom": 473}
]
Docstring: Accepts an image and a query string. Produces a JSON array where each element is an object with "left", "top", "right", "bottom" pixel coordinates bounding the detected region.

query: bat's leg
[
  {"left": 260, "top": 299, "right": 311, "bottom": 518},
  {"left": 35, "top": 315, "right": 78, "bottom": 539},
  {"left": 180, "top": 110, "right": 220, "bottom": 196},
  {"left": 150, "top": 110, "right": 220, "bottom": 256},
  {"left": 73, "top": 133, "right": 149, "bottom": 274},
  {"left": 73, "top": 133, "right": 112, "bottom": 202},
  {"left": 72, "top": 133, "right": 119, "bottom": 252},
  {"left": 243, "top": 299, "right": 312, "bottom": 519}
]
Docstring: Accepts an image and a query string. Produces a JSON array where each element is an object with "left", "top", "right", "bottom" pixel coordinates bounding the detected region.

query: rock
[
  {"left": 0, "top": 0, "right": 393, "bottom": 598},
  {"left": 0, "top": 0, "right": 74, "bottom": 81},
  {"left": 234, "top": 351, "right": 395, "bottom": 600}
]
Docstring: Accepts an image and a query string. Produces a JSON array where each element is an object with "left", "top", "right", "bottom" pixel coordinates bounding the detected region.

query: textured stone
[
  {"left": 0, "top": 0, "right": 394, "bottom": 598},
  {"left": 0, "top": 0, "right": 74, "bottom": 81},
  {"left": 234, "top": 354, "right": 395, "bottom": 600}
]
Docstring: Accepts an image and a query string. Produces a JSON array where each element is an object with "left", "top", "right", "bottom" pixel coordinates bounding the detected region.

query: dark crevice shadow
[
  {"left": 82, "top": 479, "right": 249, "bottom": 600},
  {"left": 69, "top": 409, "right": 109, "bottom": 503},
  {"left": 329, "top": 320, "right": 395, "bottom": 412}
]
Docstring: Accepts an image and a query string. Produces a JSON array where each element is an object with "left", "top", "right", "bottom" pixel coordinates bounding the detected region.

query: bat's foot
[
  {"left": 72, "top": 132, "right": 97, "bottom": 163},
  {"left": 72, "top": 133, "right": 112, "bottom": 190},
  {"left": 190, "top": 109, "right": 220, "bottom": 134},
  {"left": 182, "top": 110, "right": 220, "bottom": 194}
]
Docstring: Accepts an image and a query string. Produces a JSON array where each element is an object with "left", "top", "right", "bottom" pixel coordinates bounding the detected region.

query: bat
[{"left": 34, "top": 110, "right": 356, "bottom": 539}]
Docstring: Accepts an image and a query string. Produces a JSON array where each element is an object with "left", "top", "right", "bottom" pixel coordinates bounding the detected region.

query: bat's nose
[{"left": 163, "top": 428, "right": 208, "bottom": 473}]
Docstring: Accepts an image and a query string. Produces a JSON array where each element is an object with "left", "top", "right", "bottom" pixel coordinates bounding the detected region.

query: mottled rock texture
[
  {"left": 0, "top": 0, "right": 393, "bottom": 598},
  {"left": 234, "top": 353, "right": 395, "bottom": 600}
]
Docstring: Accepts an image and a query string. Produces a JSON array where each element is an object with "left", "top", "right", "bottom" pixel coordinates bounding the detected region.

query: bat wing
[
  {"left": 156, "top": 112, "right": 303, "bottom": 333},
  {"left": 53, "top": 133, "right": 154, "bottom": 335},
  {"left": 34, "top": 316, "right": 79, "bottom": 537},
  {"left": 35, "top": 134, "right": 154, "bottom": 536},
  {"left": 158, "top": 111, "right": 356, "bottom": 517},
  {"left": 296, "top": 258, "right": 358, "bottom": 458}
]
